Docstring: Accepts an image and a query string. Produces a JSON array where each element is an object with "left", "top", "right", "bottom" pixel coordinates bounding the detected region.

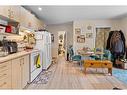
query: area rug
[{"left": 113, "top": 68, "right": 127, "bottom": 84}]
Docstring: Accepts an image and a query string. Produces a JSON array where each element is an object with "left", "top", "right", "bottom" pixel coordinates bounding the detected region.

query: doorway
[
  {"left": 58, "top": 31, "right": 67, "bottom": 57},
  {"left": 95, "top": 27, "right": 111, "bottom": 49}
]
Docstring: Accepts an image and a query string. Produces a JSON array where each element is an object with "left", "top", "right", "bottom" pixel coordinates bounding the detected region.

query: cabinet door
[
  {"left": 10, "top": 6, "right": 21, "bottom": 22},
  {"left": 20, "top": 7, "right": 34, "bottom": 29},
  {"left": 21, "top": 55, "right": 30, "bottom": 88},
  {"left": 0, "top": 61, "right": 12, "bottom": 89},
  {"left": 11, "top": 58, "right": 22, "bottom": 89},
  {"left": 0, "top": 6, "right": 11, "bottom": 18},
  {"left": 20, "top": 7, "right": 29, "bottom": 28}
]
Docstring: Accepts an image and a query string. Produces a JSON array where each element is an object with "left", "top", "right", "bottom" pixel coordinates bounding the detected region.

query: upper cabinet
[
  {"left": 20, "top": 6, "right": 44, "bottom": 30},
  {"left": 0, "top": 6, "right": 45, "bottom": 30},
  {"left": 20, "top": 7, "right": 30, "bottom": 28},
  {"left": 0, "top": 6, "right": 20, "bottom": 22},
  {"left": 0, "top": 6, "right": 11, "bottom": 19},
  {"left": 32, "top": 16, "right": 44, "bottom": 30},
  {"left": 10, "top": 6, "right": 21, "bottom": 22}
]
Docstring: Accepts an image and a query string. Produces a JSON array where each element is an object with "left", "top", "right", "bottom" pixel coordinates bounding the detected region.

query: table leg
[
  {"left": 84, "top": 68, "right": 86, "bottom": 75},
  {"left": 108, "top": 68, "right": 112, "bottom": 76}
]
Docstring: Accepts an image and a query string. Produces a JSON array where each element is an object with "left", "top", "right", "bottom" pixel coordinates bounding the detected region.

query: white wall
[
  {"left": 47, "top": 19, "right": 127, "bottom": 57},
  {"left": 47, "top": 22, "right": 73, "bottom": 58},
  {"left": 118, "top": 17, "right": 127, "bottom": 46},
  {"left": 73, "top": 19, "right": 122, "bottom": 54}
]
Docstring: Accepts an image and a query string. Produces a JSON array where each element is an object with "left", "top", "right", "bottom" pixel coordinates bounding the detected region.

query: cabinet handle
[
  {"left": 0, "top": 74, "right": 7, "bottom": 79},
  {"left": 20, "top": 58, "right": 24, "bottom": 65},
  {"left": 91, "top": 63, "right": 94, "bottom": 65},
  {"left": 11, "top": 11, "right": 14, "bottom": 18},
  {"left": 0, "top": 65, "right": 7, "bottom": 69},
  {"left": 8, "top": 9, "right": 11, "bottom": 12},
  {"left": 8, "top": 9, "right": 11, "bottom": 18},
  {"left": 104, "top": 63, "right": 107, "bottom": 65},
  {"left": 0, "top": 82, "right": 7, "bottom": 87}
]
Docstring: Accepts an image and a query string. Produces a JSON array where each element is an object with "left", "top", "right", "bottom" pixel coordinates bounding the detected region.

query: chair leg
[
  {"left": 96, "top": 68, "right": 97, "bottom": 72},
  {"left": 80, "top": 61, "right": 82, "bottom": 71}
]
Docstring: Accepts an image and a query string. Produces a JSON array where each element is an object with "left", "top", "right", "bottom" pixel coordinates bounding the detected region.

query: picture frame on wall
[
  {"left": 75, "top": 28, "right": 81, "bottom": 35},
  {"left": 51, "top": 34, "right": 54, "bottom": 42},
  {"left": 87, "top": 25, "right": 92, "bottom": 31},
  {"left": 86, "top": 33, "right": 93, "bottom": 38},
  {"left": 77, "top": 35, "right": 85, "bottom": 43}
]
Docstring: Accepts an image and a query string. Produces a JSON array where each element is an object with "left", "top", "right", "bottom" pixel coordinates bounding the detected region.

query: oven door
[{"left": 31, "top": 51, "right": 41, "bottom": 73}]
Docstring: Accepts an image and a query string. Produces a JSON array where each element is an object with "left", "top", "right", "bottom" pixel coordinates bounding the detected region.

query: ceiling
[{"left": 24, "top": 6, "right": 127, "bottom": 25}]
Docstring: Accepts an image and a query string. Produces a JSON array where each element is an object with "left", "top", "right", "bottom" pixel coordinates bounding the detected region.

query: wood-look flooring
[{"left": 27, "top": 56, "right": 127, "bottom": 89}]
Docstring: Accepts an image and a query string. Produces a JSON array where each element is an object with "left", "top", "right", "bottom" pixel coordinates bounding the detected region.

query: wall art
[
  {"left": 77, "top": 35, "right": 85, "bottom": 43},
  {"left": 86, "top": 33, "right": 93, "bottom": 38},
  {"left": 75, "top": 28, "right": 81, "bottom": 35}
]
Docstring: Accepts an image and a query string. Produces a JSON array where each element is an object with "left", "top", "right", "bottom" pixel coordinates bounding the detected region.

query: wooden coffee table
[{"left": 83, "top": 60, "right": 112, "bottom": 75}]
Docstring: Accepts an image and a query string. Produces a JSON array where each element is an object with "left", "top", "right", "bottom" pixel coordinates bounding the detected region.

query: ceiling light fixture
[{"left": 38, "top": 7, "right": 42, "bottom": 11}]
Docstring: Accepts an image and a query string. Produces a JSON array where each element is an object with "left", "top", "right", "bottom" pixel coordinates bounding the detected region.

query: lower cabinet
[
  {"left": 0, "top": 61, "right": 11, "bottom": 89},
  {"left": 11, "top": 57, "right": 22, "bottom": 89},
  {"left": 11, "top": 55, "right": 29, "bottom": 89},
  {"left": 21, "top": 55, "right": 29, "bottom": 88}
]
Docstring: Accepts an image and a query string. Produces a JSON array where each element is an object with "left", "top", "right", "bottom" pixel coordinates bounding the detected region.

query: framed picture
[
  {"left": 75, "top": 28, "right": 81, "bottom": 35},
  {"left": 86, "top": 33, "right": 93, "bottom": 38},
  {"left": 51, "top": 34, "right": 54, "bottom": 42},
  {"left": 87, "top": 25, "right": 92, "bottom": 31},
  {"left": 77, "top": 35, "right": 85, "bottom": 43}
]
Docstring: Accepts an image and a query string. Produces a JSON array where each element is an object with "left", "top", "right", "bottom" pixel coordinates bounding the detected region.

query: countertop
[{"left": 0, "top": 49, "right": 39, "bottom": 63}]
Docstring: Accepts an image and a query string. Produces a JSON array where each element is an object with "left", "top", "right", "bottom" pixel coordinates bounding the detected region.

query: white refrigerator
[{"left": 34, "top": 31, "right": 52, "bottom": 70}]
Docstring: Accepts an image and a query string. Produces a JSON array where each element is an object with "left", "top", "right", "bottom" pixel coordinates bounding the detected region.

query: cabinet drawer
[
  {"left": 0, "top": 77, "right": 11, "bottom": 89},
  {"left": 0, "top": 69, "right": 11, "bottom": 80},
  {"left": 84, "top": 63, "right": 101, "bottom": 68},
  {"left": 102, "top": 63, "right": 112, "bottom": 68},
  {"left": 0, "top": 61, "right": 11, "bottom": 72}
]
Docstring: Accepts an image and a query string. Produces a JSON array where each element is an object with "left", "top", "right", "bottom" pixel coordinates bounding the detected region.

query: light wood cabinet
[
  {"left": 0, "top": 61, "right": 12, "bottom": 89},
  {"left": 0, "top": 6, "right": 20, "bottom": 22},
  {"left": 0, "top": 6, "right": 11, "bottom": 18},
  {"left": 20, "top": 7, "right": 28, "bottom": 28},
  {"left": 11, "top": 54, "right": 30, "bottom": 89},
  {"left": 0, "top": 6, "right": 44, "bottom": 30},
  {"left": 21, "top": 55, "right": 29, "bottom": 88},
  {"left": 10, "top": 6, "right": 21, "bottom": 22},
  {"left": 20, "top": 7, "right": 35, "bottom": 29},
  {"left": 11, "top": 58, "right": 22, "bottom": 89},
  {"left": 20, "top": 7, "right": 44, "bottom": 30}
]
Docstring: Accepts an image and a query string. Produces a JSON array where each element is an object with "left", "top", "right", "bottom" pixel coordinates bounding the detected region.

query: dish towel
[{"left": 36, "top": 54, "right": 41, "bottom": 68}]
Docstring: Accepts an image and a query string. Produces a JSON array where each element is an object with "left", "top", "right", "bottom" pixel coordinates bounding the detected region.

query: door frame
[
  {"left": 95, "top": 26, "right": 111, "bottom": 49},
  {"left": 57, "top": 31, "right": 67, "bottom": 58}
]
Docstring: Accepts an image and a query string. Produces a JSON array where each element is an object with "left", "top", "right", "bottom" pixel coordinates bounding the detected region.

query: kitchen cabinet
[
  {"left": 11, "top": 57, "right": 22, "bottom": 89},
  {"left": 10, "top": 6, "right": 21, "bottom": 22},
  {"left": 0, "top": 6, "right": 45, "bottom": 30},
  {"left": 0, "top": 6, "right": 11, "bottom": 19},
  {"left": 0, "top": 6, "right": 20, "bottom": 22},
  {"left": 11, "top": 54, "right": 30, "bottom": 89},
  {"left": 0, "top": 61, "right": 12, "bottom": 89},
  {"left": 20, "top": 7, "right": 28, "bottom": 28},
  {"left": 20, "top": 7, "right": 44, "bottom": 30},
  {"left": 21, "top": 55, "right": 29, "bottom": 88},
  {"left": 20, "top": 7, "right": 35, "bottom": 30}
]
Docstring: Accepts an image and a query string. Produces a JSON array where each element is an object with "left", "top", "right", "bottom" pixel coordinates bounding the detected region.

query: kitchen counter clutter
[
  {"left": 0, "top": 49, "right": 39, "bottom": 63},
  {"left": 0, "top": 49, "right": 39, "bottom": 89}
]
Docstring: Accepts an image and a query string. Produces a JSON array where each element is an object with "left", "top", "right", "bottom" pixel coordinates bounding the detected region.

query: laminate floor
[{"left": 27, "top": 56, "right": 127, "bottom": 89}]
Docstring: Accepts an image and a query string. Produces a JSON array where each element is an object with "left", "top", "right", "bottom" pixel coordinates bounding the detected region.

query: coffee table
[{"left": 83, "top": 60, "right": 112, "bottom": 75}]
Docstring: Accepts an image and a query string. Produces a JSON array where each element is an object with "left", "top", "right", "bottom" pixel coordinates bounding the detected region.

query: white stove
[{"left": 29, "top": 50, "right": 42, "bottom": 82}]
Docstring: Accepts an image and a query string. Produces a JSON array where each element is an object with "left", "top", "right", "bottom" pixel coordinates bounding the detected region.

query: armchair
[{"left": 72, "top": 55, "right": 82, "bottom": 70}]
